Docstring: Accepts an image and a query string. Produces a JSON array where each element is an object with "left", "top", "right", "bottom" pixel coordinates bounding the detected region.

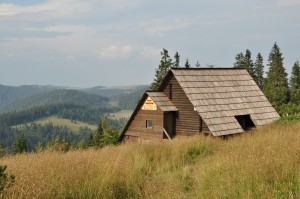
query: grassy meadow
[
  {"left": 31, "top": 116, "right": 96, "bottom": 132},
  {"left": 1, "top": 122, "right": 300, "bottom": 198}
]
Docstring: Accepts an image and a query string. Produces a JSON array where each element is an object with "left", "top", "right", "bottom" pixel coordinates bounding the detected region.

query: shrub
[{"left": 0, "top": 165, "right": 14, "bottom": 192}]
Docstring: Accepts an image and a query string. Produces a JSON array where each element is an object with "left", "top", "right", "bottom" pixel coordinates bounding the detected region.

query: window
[
  {"left": 235, "top": 114, "right": 255, "bottom": 130},
  {"left": 146, "top": 120, "right": 153, "bottom": 128}
]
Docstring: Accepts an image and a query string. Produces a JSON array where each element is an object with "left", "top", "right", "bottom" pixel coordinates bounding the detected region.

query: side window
[{"left": 146, "top": 120, "right": 153, "bottom": 129}]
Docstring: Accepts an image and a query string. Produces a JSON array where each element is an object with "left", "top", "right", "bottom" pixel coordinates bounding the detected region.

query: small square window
[{"left": 146, "top": 120, "right": 153, "bottom": 128}]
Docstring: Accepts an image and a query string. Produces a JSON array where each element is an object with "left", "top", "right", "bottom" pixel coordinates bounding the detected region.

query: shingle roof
[
  {"left": 171, "top": 68, "right": 280, "bottom": 136},
  {"left": 146, "top": 92, "right": 178, "bottom": 112}
]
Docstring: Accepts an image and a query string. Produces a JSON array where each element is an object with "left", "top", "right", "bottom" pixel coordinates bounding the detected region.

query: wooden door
[{"left": 163, "top": 112, "right": 176, "bottom": 138}]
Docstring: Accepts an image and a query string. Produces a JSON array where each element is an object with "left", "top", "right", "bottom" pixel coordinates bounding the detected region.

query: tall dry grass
[{"left": 1, "top": 122, "right": 300, "bottom": 198}]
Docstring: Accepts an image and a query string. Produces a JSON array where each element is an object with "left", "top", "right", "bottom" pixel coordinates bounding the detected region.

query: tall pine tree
[
  {"left": 173, "top": 52, "right": 180, "bottom": 68},
  {"left": 233, "top": 52, "right": 245, "bottom": 68},
  {"left": 234, "top": 50, "right": 255, "bottom": 79},
  {"left": 150, "top": 48, "right": 173, "bottom": 91},
  {"left": 263, "top": 43, "right": 289, "bottom": 108},
  {"left": 254, "top": 53, "right": 264, "bottom": 89},
  {"left": 244, "top": 49, "right": 255, "bottom": 78},
  {"left": 290, "top": 60, "right": 300, "bottom": 104}
]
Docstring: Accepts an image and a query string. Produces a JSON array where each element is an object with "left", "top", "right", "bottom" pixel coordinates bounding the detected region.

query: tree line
[
  {"left": 233, "top": 43, "right": 300, "bottom": 111},
  {"left": 150, "top": 43, "right": 300, "bottom": 117}
]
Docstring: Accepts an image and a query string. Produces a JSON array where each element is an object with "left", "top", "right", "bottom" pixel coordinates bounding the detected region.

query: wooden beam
[{"left": 163, "top": 128, "right": 172, "bottom": 140}]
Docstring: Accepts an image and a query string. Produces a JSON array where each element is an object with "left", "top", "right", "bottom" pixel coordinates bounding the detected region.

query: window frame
[{"left": 146, "top": 120, "right": 153, "bottom": 129}]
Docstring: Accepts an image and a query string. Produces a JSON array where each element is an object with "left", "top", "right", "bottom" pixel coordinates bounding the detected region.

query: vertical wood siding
[
  {"left": 163, "top": 76, "right": 211, "bottom": 135},
  {"left": 125, "top": 107, "right": 164, "bottom": 141}
]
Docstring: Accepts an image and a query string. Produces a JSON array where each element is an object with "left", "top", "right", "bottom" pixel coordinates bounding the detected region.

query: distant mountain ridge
[
  {"left": 0, "top": 89, "right": 109, "bottom": 113},
  {"left": 0, "top": 84, "right": 149, "bottom": 113}
]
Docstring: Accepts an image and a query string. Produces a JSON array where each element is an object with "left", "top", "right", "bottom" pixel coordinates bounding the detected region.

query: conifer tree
[
  {"left": 185, "top": 59, "right": 191, "bottom": 68},
  {"left": 12, "top": 134, "right": 27, "bottom": 154},
  {"left": 195, "top": 61, "right": 201, "bottom": 68},
  {"left": 244, "top": 49, "right": 255, "bottom": 78},
  {"left": 254, "top": 53, "right": 264, "bottom": 89},
  {"left": 290, "top": 60, "right": 300, "bottom": 104},
  {"left": 233, "top": 52, "right": 245, "bottom": 68},
  {"left": 94, "top": 119, "right": 104, "bottom": 147},
  {"left": 173, "top": 52, "right": 180, "bottom": 68},
  {"left": 150, "top": 48, "right": 173, "bottom": 91},
  {"left": 263, "top": 43, "right": 289, "bottom": 108}
]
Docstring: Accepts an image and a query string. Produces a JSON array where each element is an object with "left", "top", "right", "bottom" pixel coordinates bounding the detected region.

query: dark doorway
[
  {"left": 163, "top": 112, "right": 176, "bottom": 139},
  {"left": 235, "top": 114, "right": 255, "bottom": 131}
]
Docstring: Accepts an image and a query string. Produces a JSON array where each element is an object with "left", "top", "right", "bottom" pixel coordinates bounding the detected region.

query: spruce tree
[
  {"left": 290, "top": 60, "right": 300, "bottom": 104},
  {"left": 263, "top": 43, "right": 289, "bottom": 108},
  {"left": 12, "top": 134, "right": 27, "bottom": 154},
  {"left": 254, "top": 53, "right": 264, "bottom": 89},
  {"left": 173, "top": 52, "right": 180, "bottom": 68},
  {"left": 185, "top": 59, "right": 191, "bottom": 68},
  {"left": 244, "top": 49, "right": 255, "bottom": 78},
  {"left": 94, "top": 119, "right": 104, "bottom": 147},
  {"left": 150, "top": 49, "right": 173, "bottom": 91},
  {"left": 233, "top": 52, "right": 245, "bottom": 68},
  {"left": 195, "top": 61, "right": 201, "bottom": 68}
]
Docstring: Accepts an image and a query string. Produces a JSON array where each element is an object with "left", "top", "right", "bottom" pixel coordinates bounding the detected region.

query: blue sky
[{"left": 0, "top": 0, "right": 299, "bottom": 87}]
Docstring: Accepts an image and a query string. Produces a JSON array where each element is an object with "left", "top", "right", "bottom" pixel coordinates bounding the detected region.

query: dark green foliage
[
  {"left": 87, "top": 133, "right": 94, "bottom": 147},
  {"left": 173, "top": 51, "right": 180, "bottom": 68},
  {"left": 244, "top": 49, "right": 255, "bottom": 78},
  {"left": 233, "top": 52, "right": 245, "bottom": 68},
  {"left": 94, "top": 118, "right": 105, "bottom": 147},
  {"left": 150, "top": 49, "right": 173, "bottom": 91},
  {"left": 185, "top": 59, "right": 191, "bottom": 68},
  {"left": 195, "top": 61, "right": 201, "bottom": 68},
  {"left": 234, "top": 50, "right": 255, "bottom": 78},
  {"left": 0, "top": 165, "right": 15, "bottom": 192},
  {"left": 263, "top": 43, "right": 289, "bottom": 108},
  {"left": 91, "top": 118, "right": 120, "bottom": 148},
  {"left": 1, "top": 89, "right": 108, "bottom": 113},
  {"left": 0, "top": 142, "right": 6, "bottom": 158},
  {"left": 254, "top": 53, "right": 264, "bottom": 89},
  {"left": 12, "top": 134, "right": 27, "bottom": 154},
  {"left": 290, "top": 61, "right": 300, "bottom": 104},
  {"left": 0, "top": 84, "right": 58, "bottom": 110},
  {"left": 277, "top": 103, "right": 300, "bottom": 122}
]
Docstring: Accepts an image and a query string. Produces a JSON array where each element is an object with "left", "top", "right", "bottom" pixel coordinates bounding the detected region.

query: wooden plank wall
[
  {"left": 163, "top": 76, "right": 211, "bottom": 135},
  {"left": 125, "top": 107, "right": 164, "bottom": 141}
]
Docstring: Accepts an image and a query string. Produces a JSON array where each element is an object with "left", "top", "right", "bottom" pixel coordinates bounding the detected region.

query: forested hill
[
  {"left": 0, "top": 89, "right": 109, "bottom": 113},
  {"left": 81, "top": 85, "right": 149, "bottom": 97},
  {"left": 0, "top": 84, "right": 61, "bottom": 109}
]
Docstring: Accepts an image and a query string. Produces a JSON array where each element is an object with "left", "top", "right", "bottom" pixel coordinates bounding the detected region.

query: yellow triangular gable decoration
[{"left": 142, "top": 96, "right": 157, "bottom": 110}]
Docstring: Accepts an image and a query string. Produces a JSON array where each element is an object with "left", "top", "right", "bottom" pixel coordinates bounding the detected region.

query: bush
[{"left": 0, "top": 165, "right": 14, "bottom": 192}]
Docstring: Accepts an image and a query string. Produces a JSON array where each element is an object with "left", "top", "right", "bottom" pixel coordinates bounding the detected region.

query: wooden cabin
[{"left": 119, "top": 68, "right": 280, "bottom": 143}]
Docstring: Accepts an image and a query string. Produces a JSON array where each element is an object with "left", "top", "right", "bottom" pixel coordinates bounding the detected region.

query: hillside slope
[
  {"left": 0, "top": 84, "right": 61, "bottom": 109},
  {"left": 0, "top": 89, "right": 109, "bottom": 113},
  {"left": 1, "top": 122, "right": 300, "bottom": 198}
]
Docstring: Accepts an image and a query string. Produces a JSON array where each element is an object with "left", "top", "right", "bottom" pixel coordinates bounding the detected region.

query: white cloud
[
  {"left": 25, "top": 25, "right": 90, "bottom": 33},
  {"left": 276, "top": 0, "right": 300, "bottom": 6},
  {"left": 141, "top": 18, "right": 194, "bottom": 35},
  {"left": 0, "top": 0, "right": 91, "bottom": 17},
  {"left": 100, "top": 45, "right": 134, "bottom": 59}
]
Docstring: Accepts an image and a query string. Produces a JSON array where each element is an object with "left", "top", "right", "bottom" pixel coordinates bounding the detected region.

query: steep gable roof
[
  {"left": 163, "top": 68, "right": 279, "bottom": 136},
  {"left": 147, "top": 92, "right": 178, "bottom": 112},
  {"left": 118, "top": 91, "right": 177, "bottom": 141}
]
